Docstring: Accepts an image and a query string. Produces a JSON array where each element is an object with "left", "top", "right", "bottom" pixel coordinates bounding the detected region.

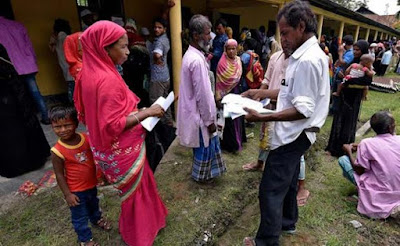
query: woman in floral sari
[
  {"left": 74, "top": 21, "right": 167, "bottom": 246},
  {"left": 216, "top": 39, "right": 246, "bottom": 152}
]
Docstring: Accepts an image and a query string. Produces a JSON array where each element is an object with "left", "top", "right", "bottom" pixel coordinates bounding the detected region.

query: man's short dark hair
[
  {"left": 370, "top": 111, "right": 395, "bottom": 135},
  {"left": 50, "top": 105, "right": 79, "bottom": 126},
  {"left": 215, "top": 18, "right": 227, "bottom": 28},
  {"left": 343, "top": 35, "right": 354, "bottom": 45},
  {"left": 259, "top": 25, "right": 266, "bottom": 33},
  {"left": 153, "top": 17, "right": 167, "bottom": 28},
  {"left": 277, "top": 0, "right": 317, "bottom": 35}
]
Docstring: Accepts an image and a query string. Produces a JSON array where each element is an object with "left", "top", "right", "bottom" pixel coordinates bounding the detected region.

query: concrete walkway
[{"left": 0, "top": 123, "right": 86, "bottom": 198}]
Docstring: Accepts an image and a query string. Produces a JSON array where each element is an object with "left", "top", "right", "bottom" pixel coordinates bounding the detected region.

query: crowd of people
[{"left": 1, "top": 0, "right": 400, "bottom": 245}]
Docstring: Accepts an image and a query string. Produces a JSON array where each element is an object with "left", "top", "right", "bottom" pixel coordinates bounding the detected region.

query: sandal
[
  {"left": 79, "top": 239, "right": 100, "bottom": 246},
  {"left": 96, "top": 217, "right": 112, "bottom": 231}
]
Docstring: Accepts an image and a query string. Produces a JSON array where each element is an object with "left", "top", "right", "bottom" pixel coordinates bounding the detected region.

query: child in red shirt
[{"left": 50, "top": 106, "right": 111, "bottom": 246}]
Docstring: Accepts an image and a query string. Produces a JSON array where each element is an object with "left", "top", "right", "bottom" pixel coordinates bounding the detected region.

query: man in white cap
[
  {"left": 140, "top": 27, "right": 152, "bottom": 53},
  {"left": 80, "top": 9, "right": 95, "bottom": 31},
  {"left": 369, "top": 43, "right": 377, "bottom": 60}
]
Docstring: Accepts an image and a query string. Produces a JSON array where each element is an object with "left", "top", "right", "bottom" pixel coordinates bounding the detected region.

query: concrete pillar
[
  {"left": 317, "top": 14, "right": 324, "bottom": 42},
  {"left": 354, "top": 25, "right": 360, "bottom": 41},
  {"left": 373, "top": 30, "right": 378, "bottom": 41},
  {"left": 380, "top": 32, "right": 384, "bottom": 40},
  {"left": 365, "top": 28, "right": 370, "bottom": 40},
  {"left": 169, "top": 0, "right": 182, "bottom": 115},
  {"left": 275, "top": 3, "right": 284, "bottom": 45},
  {"left": 338, "top": 21, "right": 345, "bottom": 44},
  {"left": 385, "top": 33, "right": 389, "bottom": 40}
]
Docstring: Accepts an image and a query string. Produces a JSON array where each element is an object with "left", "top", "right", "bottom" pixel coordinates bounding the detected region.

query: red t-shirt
[{"left": 51, "top": 133, "right": 97, "bottom": 192}]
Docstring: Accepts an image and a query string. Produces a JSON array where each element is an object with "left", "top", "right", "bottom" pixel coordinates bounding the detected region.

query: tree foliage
[{"left": 330, "top": 0, "right": 368, "bottom": 11}]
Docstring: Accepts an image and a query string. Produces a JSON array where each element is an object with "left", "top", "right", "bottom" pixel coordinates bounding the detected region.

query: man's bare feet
[
  {"left": 242, "top": 161, "right": 263, "bottom": 171},
  {"left": 243, "top": 237, "right": 256, "bottom": 246},
  {"left": 297, "top": 189, "right": 310, "bottom": 207}
]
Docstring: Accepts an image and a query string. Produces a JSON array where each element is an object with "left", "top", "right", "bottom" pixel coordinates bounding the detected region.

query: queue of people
[{"left": 1, "top": 0, "right": 400, "bottom": 245}]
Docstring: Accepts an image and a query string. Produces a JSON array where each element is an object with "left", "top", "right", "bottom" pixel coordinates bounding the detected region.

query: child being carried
[{"left": 332, "top": 54, "right": 374, "bottom": 100}]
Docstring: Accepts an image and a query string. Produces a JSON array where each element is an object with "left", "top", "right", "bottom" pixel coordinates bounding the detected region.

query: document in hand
[
  {"left": 221, "top": 93, "right": 274, "bottom": 119},
  {"left": 141, "top": 91, "right": 174, "bottom": 131}
]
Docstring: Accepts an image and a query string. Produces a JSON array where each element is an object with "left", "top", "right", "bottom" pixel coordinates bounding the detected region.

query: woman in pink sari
[
  {"left": 74, "top": 21, "right": 168, "bottom": 246},
  {"left": 216, "top": 39, "right": 246, "bottom": 153}
]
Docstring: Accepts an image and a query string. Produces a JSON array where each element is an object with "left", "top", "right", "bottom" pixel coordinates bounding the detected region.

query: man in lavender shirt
[
  {"left": 0, "top": 15, "right": 49, "bottom": 124},
  {"left": 176, "top": 14, "right": 226, "bottom": 183},
  {"left": 339, "top": 111, "right": 400, "bottom": 219}
]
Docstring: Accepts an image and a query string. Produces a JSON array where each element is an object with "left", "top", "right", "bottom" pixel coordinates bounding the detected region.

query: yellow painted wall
[
  {"left": 216, "top": 5, "right": 279, "bottom": 31},
  {"left": 124, "top": 0, "right": 206, "bottom": 31},
  {"left": 12, "top": 0, "right": 80, "bottom": 96}
]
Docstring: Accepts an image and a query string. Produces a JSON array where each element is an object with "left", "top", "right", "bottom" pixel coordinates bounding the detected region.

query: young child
[
  {"left": 50, "top": 106, "right": 111, "bottom": 246},
  {"left": 333, "top": 54, "right": 374, "bottom": 100}
]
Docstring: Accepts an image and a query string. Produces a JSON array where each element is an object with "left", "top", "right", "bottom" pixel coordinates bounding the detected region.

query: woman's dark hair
[
  {"left": 50, "top": 105, "right": 79, "bottom": 126},
  {"left": 353, "top": 39, "right": 369, "bottom": 63},
  {"left": 244, "top": 38, "right": 258, "bottom": 51},
  {"left": 319, "top": 43, "right": 326, "bottom": 51},
  {"left": 53, "top": 18, "right": 71, "bottom": 35},
  {"left": 277, "top": 0, "right": 317, "bottom": 35},
  {"left": 153, "top": 17, "right": 167, "bottom": 28},
  {"left": 215, "top": 18, "right": 227, "bottom": 28},
  {"left": 370, "top": 111, "right": 395, "bottom": 135}
]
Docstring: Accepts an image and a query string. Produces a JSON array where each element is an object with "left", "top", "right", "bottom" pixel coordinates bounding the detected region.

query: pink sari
[
  {"left": 216, "top": 39, "right": 242, "bottom": 100},
  {"left": 75, "top": 21, "right": 167, "bottom": 246}
]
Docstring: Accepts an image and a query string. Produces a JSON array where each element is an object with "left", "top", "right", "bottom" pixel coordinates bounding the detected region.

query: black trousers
[{"left": 255, "top": 132, "right": 311, "bottom": 246}]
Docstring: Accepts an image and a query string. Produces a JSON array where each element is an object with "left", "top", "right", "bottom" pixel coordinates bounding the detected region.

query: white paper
[
  {"left": 141, "top": 91, "right": 174, "bottom": 131},
  {"left": 221, "top": 93, "right": 274, "bottom": 119}
]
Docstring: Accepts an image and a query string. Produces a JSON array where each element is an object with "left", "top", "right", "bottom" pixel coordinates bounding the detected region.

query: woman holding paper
[
  {"left": 74, "top": 21, "right": 167, "bottom": 246},
  {"left": 216, "top": 39, "right": 247, "bottom": 152}
]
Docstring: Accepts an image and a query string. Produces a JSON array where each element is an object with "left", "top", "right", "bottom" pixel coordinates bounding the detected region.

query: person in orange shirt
[{"left": 50, "top": 106, "right": 111, "bottom": 246}]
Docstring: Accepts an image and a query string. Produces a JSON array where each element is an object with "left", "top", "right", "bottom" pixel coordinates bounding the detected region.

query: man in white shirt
[
  {"left": 380, "top": 43, "right": 392, "bottom": 76},
  {"left": 243, "top": 1, "right": 330, "bottom": 245}
]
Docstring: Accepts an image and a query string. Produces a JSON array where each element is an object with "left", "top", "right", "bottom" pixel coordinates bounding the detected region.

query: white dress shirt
[{"left": 270, "top": 36, "right": 330, "bottom": 150}]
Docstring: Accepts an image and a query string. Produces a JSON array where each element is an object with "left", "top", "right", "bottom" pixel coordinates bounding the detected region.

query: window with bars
[{"left": 77, "top": 0, "right": 88, "bottom": 7}]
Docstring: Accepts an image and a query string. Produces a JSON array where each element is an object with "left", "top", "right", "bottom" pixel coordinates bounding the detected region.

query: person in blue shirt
[
  {"left": 330, "top": 35, "right": 354, "bottom": 114},
  {"left": 211, "top": 18, "right": 228, "bottom": 73},
  {"left": 379, "top": 43, "right": 393, "bottom": 76}
]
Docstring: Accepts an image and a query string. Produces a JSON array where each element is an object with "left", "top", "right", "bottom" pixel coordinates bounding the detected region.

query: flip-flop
[
  {"left": 242, "top": 163, "right": 263, "bottom": 172},
  {"left": 297, "top": 190, "right": 310, "bottom": 207}
]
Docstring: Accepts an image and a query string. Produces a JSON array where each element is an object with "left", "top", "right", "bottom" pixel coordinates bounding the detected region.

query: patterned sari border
[
  {"left": 114, "top": 143, "right": 146, "bottom": 189},
  {"left": 120, "top": 166, "right": 144, "bottom": 202}
]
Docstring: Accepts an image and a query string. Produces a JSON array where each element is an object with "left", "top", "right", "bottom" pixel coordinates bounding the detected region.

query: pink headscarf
[
  {"left": 74, "top": 21, "right": 139, "bottom": 148},
  {"left": 216, "top": 39, "right": 242, "bottom": 99}
]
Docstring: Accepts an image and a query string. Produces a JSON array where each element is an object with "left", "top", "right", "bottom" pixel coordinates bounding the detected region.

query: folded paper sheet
[
  {"left": 221, "top": 93, "right": 274, "bottom": 119},
  {"left": 141, "top": 91, "right": 174, "bottom": 131}
]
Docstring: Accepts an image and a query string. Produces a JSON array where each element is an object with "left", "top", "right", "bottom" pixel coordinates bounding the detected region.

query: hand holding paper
[
  {"left": 141, "top": 91, "right": 174, "bottom": 131},
  {"left": 221, "top": 93, "right": 274, "bottom": 119}
]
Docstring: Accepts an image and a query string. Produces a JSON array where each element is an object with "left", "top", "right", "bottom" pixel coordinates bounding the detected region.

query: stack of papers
[
  {"left": 221, "top": 93, "right": 275, "bottom": 119},
  {"left": 141, "top": 91, "right": 174, "bottom": 131}
]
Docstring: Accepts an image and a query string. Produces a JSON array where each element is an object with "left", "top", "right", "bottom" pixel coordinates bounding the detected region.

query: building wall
[
  {"left": 216, "top": 5, "right": 279, "bottom": 31},
  {"left": 12, "top": 0, "right": 80, "bottom": 96},
  {"left": 123, "top": 0, "right": 206, "bottom": 31}
]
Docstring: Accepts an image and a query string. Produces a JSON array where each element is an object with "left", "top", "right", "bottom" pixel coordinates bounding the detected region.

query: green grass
[{"left": 1, "top": 88, "right": 400, "bottom": 246}]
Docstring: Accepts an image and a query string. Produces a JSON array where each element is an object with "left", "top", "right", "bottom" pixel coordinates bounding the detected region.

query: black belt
[{"left": 304, "top": 127, "right": 320, "bottom": 133}]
